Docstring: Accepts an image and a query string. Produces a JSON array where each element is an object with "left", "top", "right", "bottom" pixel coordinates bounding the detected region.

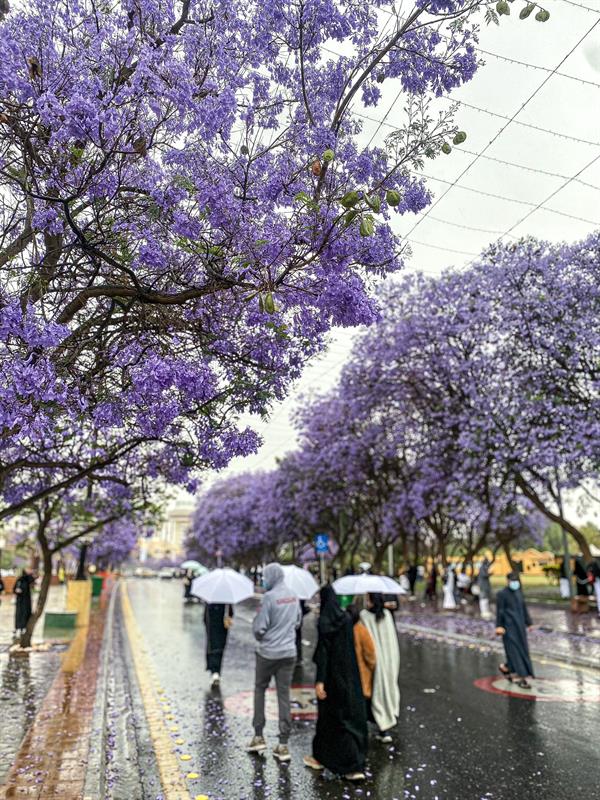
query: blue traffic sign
[{"left": 314, "top": 533, "right": 329, "bottom": 554}]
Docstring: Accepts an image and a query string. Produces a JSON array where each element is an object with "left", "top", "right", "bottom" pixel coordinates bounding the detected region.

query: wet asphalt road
[{"left": 126, "top": 579, "right": 600, "bottom": 800}]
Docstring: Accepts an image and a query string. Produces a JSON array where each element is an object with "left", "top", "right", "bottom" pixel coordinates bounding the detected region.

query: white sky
[{"left": 190, "top": 0, "right": 600, "bottom": 524}]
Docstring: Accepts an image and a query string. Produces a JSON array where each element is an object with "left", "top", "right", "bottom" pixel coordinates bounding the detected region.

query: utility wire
[{"left": 403, "top": 16, "right": 600, "bottom": 240}]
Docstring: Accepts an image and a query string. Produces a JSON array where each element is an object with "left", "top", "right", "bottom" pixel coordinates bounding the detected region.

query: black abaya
[
  {"left": 312, "top": 587, "right": 368, "bottom": 775},
  {"left": 204, "top": 603, "right": 232, "bottom": 673},
  {"left": 496, "top": 587, "right": 534, "bottom": 678},
  {"left": 14, "top": 574, "right": 34, "bottom": 631}
]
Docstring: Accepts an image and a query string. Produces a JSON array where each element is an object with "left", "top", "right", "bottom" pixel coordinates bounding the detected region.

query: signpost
[{"left": 314, "top": 534, "right": 329, "bottom": 585}]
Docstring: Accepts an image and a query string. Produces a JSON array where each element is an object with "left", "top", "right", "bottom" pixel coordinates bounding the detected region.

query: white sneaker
[
  {"left": 344, "top": 771, "right": 365, "bottom": 781},
  {"left": 273, "top": 744, "right": 291, "bottom": 762},
  {"left": 375, "top": 733, "right": 393, "bottom": 743},
  {"left": 246, "top": 735, "right": 267, "bottom": 753},
  {"left": 210, "top": 672, "right": 220, "bottom": 687}
]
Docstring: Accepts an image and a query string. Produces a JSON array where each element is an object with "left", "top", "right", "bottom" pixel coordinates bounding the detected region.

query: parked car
[{"left": 159, "top": 567, "right": 175, "bottom": 579}]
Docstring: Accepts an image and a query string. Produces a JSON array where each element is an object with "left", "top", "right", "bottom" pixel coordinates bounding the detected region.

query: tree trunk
[
  {"left": 516, "top": 474, "right": 592, "bottom": 563},
  {"left": 501, "top": 539, "right": 516, "bottom": 571},
  {"left": 20, "top": 541, "right": 52, "bottom": 648}
]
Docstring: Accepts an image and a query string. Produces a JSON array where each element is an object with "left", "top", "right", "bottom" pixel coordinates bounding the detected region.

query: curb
[
  {"left": 83, "top": 581, "right": 118, "bottom": 800},
  {"left": 397, "top": 621, "right": 600, "bottom": 672}
]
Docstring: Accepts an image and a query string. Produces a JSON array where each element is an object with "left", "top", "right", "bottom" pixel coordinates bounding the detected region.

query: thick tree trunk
[
  {"left": 501, "top": 540, "right": 516, "bottom": 571},
  {"left": 516, "top": 474, "right": 592, "bottom": 564},
  {"left": 20, "top": 541, "right": 52, "bottom": 648}
]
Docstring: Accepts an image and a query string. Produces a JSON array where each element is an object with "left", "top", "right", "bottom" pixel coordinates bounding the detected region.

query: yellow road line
[{"left": 121, "top": 584, "right": 194, "bottom": 800}]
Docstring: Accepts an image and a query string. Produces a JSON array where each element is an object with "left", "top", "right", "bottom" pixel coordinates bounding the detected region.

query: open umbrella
[
  {"left": 332, "top": 574, "right": 407, "bottom": 596},
  {"left": 191, "top": 568, "right": 254, "bottom": 604},
  {"left": 281, "top": 565, "right": 319, "bottom": 600},
  {"left": 180, "top": 559, "right": 208, "bottom": 574}
]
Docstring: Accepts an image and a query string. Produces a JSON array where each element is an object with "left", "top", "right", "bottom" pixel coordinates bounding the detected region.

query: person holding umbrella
[
  {"left": 204, "top": 603, "right": 234, "bottom": 687},
  {"left": 360, "top": 593, "right": 401, "bottom": 743},
  {"left": 303, "top": 587, "right": 368, "bottom": 781}
]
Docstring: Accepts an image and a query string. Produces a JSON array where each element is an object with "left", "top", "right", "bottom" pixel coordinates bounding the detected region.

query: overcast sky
[{"left": 190, "top": 0, "right": 600, "bottom": 524}]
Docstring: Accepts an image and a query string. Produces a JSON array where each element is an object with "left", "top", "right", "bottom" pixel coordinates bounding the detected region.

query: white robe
[
  {"left": 360, "top": 608, "right": 400, "bottom": 733},
  {"left": 442, "top": 569, "right": 457, "bottom": 609}
]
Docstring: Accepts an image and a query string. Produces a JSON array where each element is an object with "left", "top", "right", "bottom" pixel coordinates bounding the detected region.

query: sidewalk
[
  {"left": 0, "top": 585, "right": 69, "bottom": 648},
  {"left": 397, "top": 599, "right": 600, "bottom": 669}
]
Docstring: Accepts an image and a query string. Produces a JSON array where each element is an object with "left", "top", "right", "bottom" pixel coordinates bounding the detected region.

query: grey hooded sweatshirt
[{"left": 252, "top": 563, "right": 301, "bottom": 660}]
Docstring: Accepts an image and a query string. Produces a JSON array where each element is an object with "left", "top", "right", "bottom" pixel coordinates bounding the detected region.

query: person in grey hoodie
[{"left": 247, "top": 562, "right": 301, "bottom": 762}]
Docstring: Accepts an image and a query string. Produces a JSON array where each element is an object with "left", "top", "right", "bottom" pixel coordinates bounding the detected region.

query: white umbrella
[
  {"left": 332, "top": 574, "right": 407, "bottom": 595},
  {"left": 281, "top": 565, "right": 319, "bottom": 600},
  {"left": 181, "top": 560, "right": 208, "bottom": 574},
  {"left": 191, "top": 568, "right": 254, "bottom": 604}
]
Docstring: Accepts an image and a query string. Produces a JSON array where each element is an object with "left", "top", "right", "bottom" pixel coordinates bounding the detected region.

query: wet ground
[
  {"left": 0, "top": 650, "right": 62, "bottom": 782},
  {"left": 125, "top": 579, "right": 600, "bottom": 800}
]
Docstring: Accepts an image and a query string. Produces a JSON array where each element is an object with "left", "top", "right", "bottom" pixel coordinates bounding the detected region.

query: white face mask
[{"left": 509, "top": 580, "right": 520, "bottom": 591}]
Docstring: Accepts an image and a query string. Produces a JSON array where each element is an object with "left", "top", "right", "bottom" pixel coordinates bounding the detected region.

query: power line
[
  {"left": 413, "top": 170, "right": 600, "bottom": 226},
  {"left": 403, "top": 16, "right": 600, "bottom": 240},
  {"left": 502, "top": 150, "right": 600, "bottom": 236},
  {"left": 442, "top": 96, "right": 600, "bottom": 147}
]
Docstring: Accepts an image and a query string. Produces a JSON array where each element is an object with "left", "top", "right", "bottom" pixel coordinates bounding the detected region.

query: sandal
[{"left": 498, "top": 664, "right": 513, "bottom": 682}]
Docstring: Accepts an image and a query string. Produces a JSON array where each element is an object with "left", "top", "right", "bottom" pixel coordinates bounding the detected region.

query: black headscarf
[
  {"left": 318, "top": 585, "right": 347, "bottom": 634},
  {"left": 367, "top": 592, "right": 385, "bottom": 621}
]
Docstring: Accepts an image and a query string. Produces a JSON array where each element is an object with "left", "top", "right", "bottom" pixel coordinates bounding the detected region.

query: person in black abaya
[
  {"left": 495, "top": 572, "right": 534, "bottom": 688},
  {"left": 303, "top": 586, "right": 368, "bottom": 782},
  {"left": 14, "top": 569, "right": 35, "bottom": 638},
  {"left": 204, "top": 603, "right": 233, "bottom": 687}
]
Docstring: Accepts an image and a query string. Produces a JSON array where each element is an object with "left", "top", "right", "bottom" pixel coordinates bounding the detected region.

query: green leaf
[
  {"left": 441, "top": 143, "right": 452, "bottom": 155},
  {"left": 295, "top": 191, "right": 311, "bottom": 203},
  {"left": 496, "top": 0, "right": 510, "bottom": 14},
  {"left": 519, "top": 2, "right": 535, "bottom": 18},
  {"left": 343, "top": 209, "right": 360, "bottom": 227},
  {"left": 365, "top": 194, "right": 382, "bottom": 213},
  {"left": 452, "top": 131, "right": 467, "bottom": 145},
  {"left": 340, "top": 190, "right": 360, "bottom": 208},
  {"left": 359, "top": 216, "right": 375, "bottom": 238},
  {"left": 386, "top": 189, "right": 401, "bottom": 207},
  {"left": 535, "top": 8, "right": 550, "bottom": 20},
  {"left": 322, "top": 149, "right": 335, "bottom": 162},
  {"left": 264, "top": 292, "right": 275, "bottom": 314}
]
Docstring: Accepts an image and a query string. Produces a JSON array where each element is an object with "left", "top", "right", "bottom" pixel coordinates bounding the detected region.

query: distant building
[{"left": 138, "top": 497, "right": 195, "bottom": 563}]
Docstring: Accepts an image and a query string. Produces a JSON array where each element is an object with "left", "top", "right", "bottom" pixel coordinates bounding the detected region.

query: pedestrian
[
  {"left": 477, "top": 556, "right": 493, "bottom": 620},
  {"left": 183, "top": 569, "right": 194, "bottom": 602},
  {"left": 295, "top": 599, "right": 310, "bottom": 663},
  {"left": 425, "top": 563, "right": 438, "bottom": 601},
  {"left": 204, "top": 602, "right": 233, "bottom": 687},
  {"left": 247, "top": 563, "right": 301, "bottom": 762},
  {"left": 587, "top": 559, "right": 600, "bottom": 619},
  {"left": 558, "top": 557, "right": 571, "bottom": 599},
  {"left": 0, "top": 573, "right": 4, "bottom": 607},
  {"left": 14, "top": 568, "right": 35, "bottom": 640},
  {"left": 407, "top": 563, "right": 418, "bottom": 597},
  {"left": 303, "top": 589, "right": 368, "bottom": 781},
  {"left": 495, "top": 571, "right": 534, "bottom": 689},
  {"left": 456, "top": 565, "right": 471, "bottom": 603},
  {"left": 442, "top": 564, "right": 457, "bottom": 610},
  {"left": 574, "top": 556, "right": 590, "bottom": 598},
  {"left": 360, "top": 593, "right": 400, "bottom": 743},
  {"left": 347, "top": 604, "right": 377, "bottom": 701}
]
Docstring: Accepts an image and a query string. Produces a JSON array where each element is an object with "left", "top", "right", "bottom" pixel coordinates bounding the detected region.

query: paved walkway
[
  {"left": 0, "top": 581, "right": 113, "bottom": 800},
  {"left": 0, "top": 586, "right": 68, "bottom": 648}
]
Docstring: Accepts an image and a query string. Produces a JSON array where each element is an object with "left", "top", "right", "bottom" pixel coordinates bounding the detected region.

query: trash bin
[{"left": 91, "top": 575, "right": 104, "bottom": 597}]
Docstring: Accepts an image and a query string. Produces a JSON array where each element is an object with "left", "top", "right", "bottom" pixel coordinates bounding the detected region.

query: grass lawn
[{"left": 490, "top": 574, "right": 568, "bottom": 604}]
